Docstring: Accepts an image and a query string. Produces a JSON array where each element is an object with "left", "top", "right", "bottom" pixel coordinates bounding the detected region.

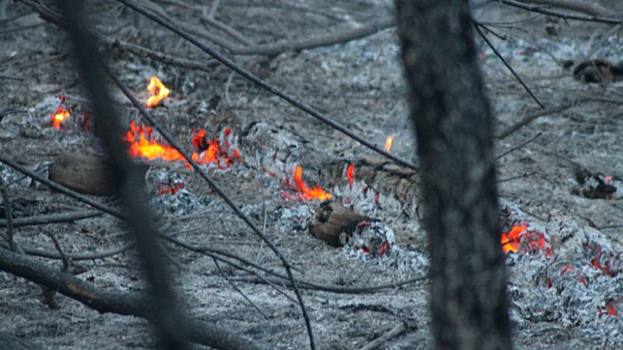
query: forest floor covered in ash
[{"left": 2, "top": 0, "right": 623, "bottom": 349}]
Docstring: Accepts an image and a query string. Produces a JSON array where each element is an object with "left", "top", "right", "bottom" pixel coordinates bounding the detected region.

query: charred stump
[{"left": 394, "top": 1, "right": 512, "bottom": 350}]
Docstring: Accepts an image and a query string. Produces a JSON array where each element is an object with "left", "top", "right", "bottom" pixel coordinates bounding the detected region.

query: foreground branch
[{"left": 0, "top": 247, "right": 263, "bottom": 350}]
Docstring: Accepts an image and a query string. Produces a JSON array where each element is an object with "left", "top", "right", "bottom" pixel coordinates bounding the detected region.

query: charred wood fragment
[
  {"left": 48, "top": 153, "right": 147, "bottom": 196},
  {"left": 308, "top": 200, "right": 368, "bottom": 247}
]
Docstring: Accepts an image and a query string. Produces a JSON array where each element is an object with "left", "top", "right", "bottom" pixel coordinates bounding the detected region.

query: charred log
[{"left": 48, "top": 153, "right": 147, "bottom": 197}]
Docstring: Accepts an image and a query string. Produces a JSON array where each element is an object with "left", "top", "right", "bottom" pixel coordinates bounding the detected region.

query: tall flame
[
  {"left": 52, "top": 106, "right": 71, "bottom": 129},
  {"left": 147, "top": 76, "right": 170, "bottom": 108},
  {"left": 282, "top": 166, "right": 332, "bottom": 200},
  {"left": 384, "top": 135, "right": 395, "bottom": 152}
]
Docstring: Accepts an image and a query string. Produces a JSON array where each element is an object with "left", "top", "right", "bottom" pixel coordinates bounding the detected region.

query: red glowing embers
[
  {"left": 146, "top": 76, "right": 170, "bottom": 108},
  {"left": 501, "top": 224, "right": 553, "bottom": 257},
  {"left": 50, "top": 94, "right": 72, "bottom": 129},
  {"left": 191, "top": 127, "right": 241, "bottom": 169},
  {"left": 123, "top": 121, "right": 240, "bottom": 169},
  {"left": 346, "top": 164, "right": 355, "bottom": 186},
  {"left": 281, "top": 166, "right": 332, "bottom": 201},
  {"left": 52, "top": 106, "right": 71, "bottom": 129}
]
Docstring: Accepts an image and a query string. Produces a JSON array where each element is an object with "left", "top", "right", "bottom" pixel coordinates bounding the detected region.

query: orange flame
[
  {"left": 52, "top": 106, "right": 71, "bottom": 129},
  {"left": 501, "top": 224, "right": 552, "bottom": 256},
  {"left": 384, "top": 135, "right": 395, "bottom": 152},
  {"left": 346, "top": 164, "right": 354, "bottom": 186},
  {"left": 282, "top": 166, "right": 332, "bottom": 200},
  {"left": 146, "top": 76, "right": 170, "bottom": 108},
  {"left": 191, "top": 128, "right": 241, "bottom": 168},
  {"left": 124, "top": 121, "right": 184, "bottom": 161}
]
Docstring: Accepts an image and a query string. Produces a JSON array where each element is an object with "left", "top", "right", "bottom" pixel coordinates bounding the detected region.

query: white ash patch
[
  {"left": 241, "top": 202, "right": 314, "bottom": 233},
  {"left": 334, "top": 178, "right": 403, "bottom": 220},
  {"left": 341, "top": 220, "right": 429, "bottom": 277},
  {"left": 146, "top": 169, "right": 200, "bottom": 215},
  {"left": 507, "top": 214, "right": 623, "bottom": 344}
]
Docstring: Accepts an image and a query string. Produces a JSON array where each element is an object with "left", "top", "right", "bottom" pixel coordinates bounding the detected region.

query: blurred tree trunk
[{"left": 394, "top": 2, "right": 512, "bottom": 350}]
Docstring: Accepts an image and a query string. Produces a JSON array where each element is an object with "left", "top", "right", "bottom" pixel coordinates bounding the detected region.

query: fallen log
[{"left": 48, "top": 153, "right": 147, "bottom": 196}]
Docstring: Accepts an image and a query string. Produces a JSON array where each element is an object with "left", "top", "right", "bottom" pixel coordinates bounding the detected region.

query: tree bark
[{"left": 394, "top": 2, "right": 512, "bottom": 350}]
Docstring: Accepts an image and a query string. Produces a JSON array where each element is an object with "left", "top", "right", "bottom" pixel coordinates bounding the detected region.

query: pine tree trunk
[{"left": 394, "top": 1, "right": 512, "bottom": 350}]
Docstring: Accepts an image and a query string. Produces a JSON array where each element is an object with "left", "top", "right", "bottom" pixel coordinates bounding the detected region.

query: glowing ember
[
  {"left": 52, "top": 106, "right": 71, "bottom": 129},
  {"left": 384, "top": 135, "right": 395, "bottom": 152},
  {"left": 191, "top": 128, "right": 241, "bottom": 168},
  {"left": 146, "top": 76, "right": 170, "bottom": 108},
  {"left": 501, "top": 224, "right": 552, "bottom": 256},
  {"left": 346, "top": 164, "right": 355, "bottom": 186},
  {"left": 124, "top": 121, "right": 184, "bottom": 162},
  {"left": 282, "top": 166, "right": 332, "bottom": 201}
]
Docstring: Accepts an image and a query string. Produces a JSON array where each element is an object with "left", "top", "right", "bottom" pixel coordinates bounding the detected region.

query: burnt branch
[
  {"left": 496, "top": 101, "right": 576, "bottom": 139},
  {"left": 474, "top": 22, "right": 545, "bottom": 109},
  {"left": 514, "top": 0, "right": 611, "bottom": 17},
  {"left": 0, "top": 210, "right": 102, "bottom": 228},
  {"left": 498, "top": 0, "right": 623, "bottom": 25},
  {"left": 0, "top": 247, "right": 263, "bottom": 350}
]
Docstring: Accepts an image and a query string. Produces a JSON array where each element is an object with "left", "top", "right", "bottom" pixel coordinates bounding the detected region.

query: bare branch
[
  {"left": 517, "top": 0, "right": 611, "bottom": 17},
  {"left": 0, "top": 247, "right": 264, "bottom": 350},
  {"left": 498, "top": 0, "right": 623, "bottom": 25},
  {"left": 496, "top": 101, "right": 576, "bottom": 139}
]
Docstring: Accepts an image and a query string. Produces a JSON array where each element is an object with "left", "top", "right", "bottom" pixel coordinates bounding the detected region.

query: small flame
[
  {"left": 124, "top": 121, "right": 184, "bottom": 161},
  {"left": 52, "top": 106, "right": 71, "bottom": 129},
  {"left": 191, "top": 128, "right": 241, "bottom": 168},
  {"left": 346, "top": 164, "right": 355, "bottom": 186},
  {"left": 147, "top": 76, "right": 170, "bottom": 108},
  {"left": 384, "top": 135, "right": 395, "bottom": 152},
  {"left": 501, "top": 224, "right": 552, "bottom": 256},
  {"left": 282, "top": 166, "right": 332, "bottom": 201}
]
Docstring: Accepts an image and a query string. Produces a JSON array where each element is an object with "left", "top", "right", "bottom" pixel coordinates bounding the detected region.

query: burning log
[
  {"left": 308, "top": 200, "right": 369, "bottom": 247},
  {"left": 48, "top": 153, "right": 147, "bottom": 196}
]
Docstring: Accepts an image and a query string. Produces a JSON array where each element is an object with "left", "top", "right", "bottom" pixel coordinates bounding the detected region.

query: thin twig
[
  {"left": 512, "top": 0, "right": 611, "bottom": 17},
  {"left": 208, "top": 0, "right": 221, "bottom": 19},
  {"left": 102, "top": 37, "right": 219, "bottom": 73},
  {"left": 0, "top": 75, "right": 24, "bottom": 81},
  {"left": 495, "top": 132, "right": 542, "bottom": 160},
  {"left": 0, "top": 210, "right": 102, "bottom": 228},
  {"left": 0, "top": 175, "right": 16, "bottom": 251},
  {"left": 474, "top": 23, "right": 545, "bottom": 109},
  {"left": 498, "top": 171, "right": 536, "bottom": 183},
  {"left": 497, "top": 0, "right": 623, "bottom": 25},
  {"left": 357, "top": 321, "right": 412, "bottom": 350},
  {"left": 42, "top": 230, "right": 69, "bottom": 271},
  {"left": 213, "top": 258, "right": 270, "bottom": 319},
  {"left": 497, "top": 101, "right": 575, "bottom": 139}
]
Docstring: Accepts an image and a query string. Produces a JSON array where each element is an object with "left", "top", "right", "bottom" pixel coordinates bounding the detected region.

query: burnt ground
[{"left": 2, "top": 0, "right": 623, "bottom": 349}]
